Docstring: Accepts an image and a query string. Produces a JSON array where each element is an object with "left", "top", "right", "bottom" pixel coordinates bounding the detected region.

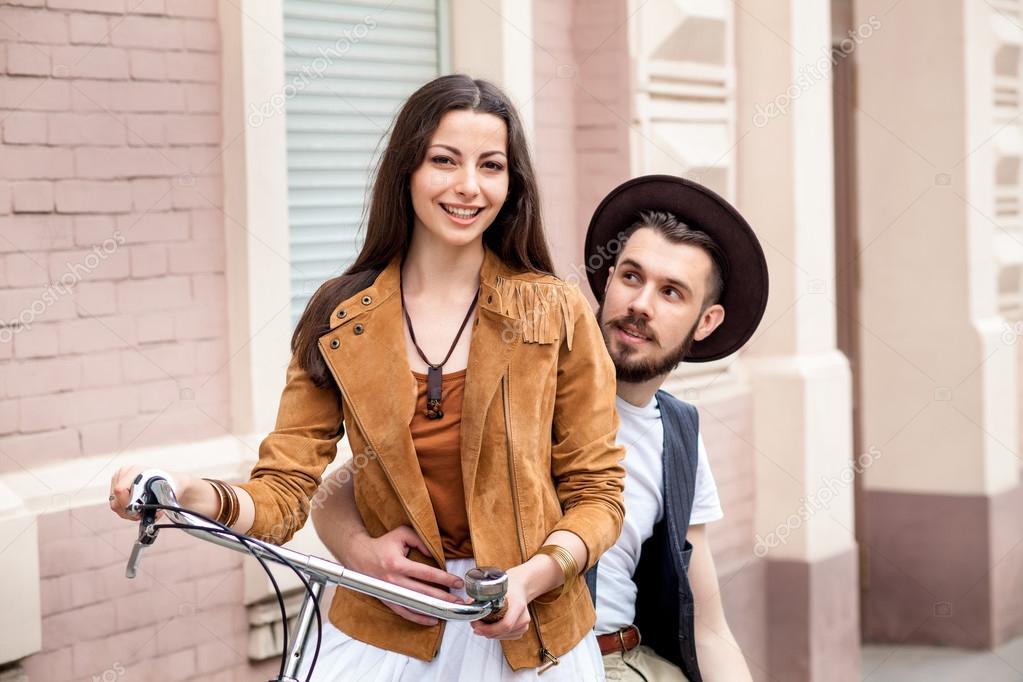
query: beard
[{"left": 597, "top": 304, "right": 699, "bottom": 383}]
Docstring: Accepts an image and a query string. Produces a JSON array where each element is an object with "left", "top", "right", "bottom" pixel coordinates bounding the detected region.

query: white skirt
[{"left": 298, "top": 558, "right": 605, "bottom": 682}]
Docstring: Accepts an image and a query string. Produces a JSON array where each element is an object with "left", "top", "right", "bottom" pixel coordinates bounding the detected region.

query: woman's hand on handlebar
[
  {"left": 108, "top": 465, "right": 203, "bottom": 520},
  {"left": 344, "top": 525, "right": 468, "bottom": 627},
  {"left": 470, "top": 565, "right": 532, "bottom": 640}
]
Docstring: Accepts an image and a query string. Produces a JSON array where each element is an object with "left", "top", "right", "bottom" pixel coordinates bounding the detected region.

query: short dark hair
[{"left": 617, "top": 210, "right": 727, "bottom": 307}]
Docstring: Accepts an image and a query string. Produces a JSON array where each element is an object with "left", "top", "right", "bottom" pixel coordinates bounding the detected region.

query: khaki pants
[{"left": 602, "top": 645, "right": 690, "bottom": 682}]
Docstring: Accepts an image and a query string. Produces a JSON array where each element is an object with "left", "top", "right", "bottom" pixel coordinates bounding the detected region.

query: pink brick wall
[
  {"left": 25, "top": 504, "right": 278, "bottom": 682},
  {"left": 0, "top": 3, "right": 256, "bottom": 680},
  {"left": 0, "top": 0, "right": 230, "bottom": 473}
]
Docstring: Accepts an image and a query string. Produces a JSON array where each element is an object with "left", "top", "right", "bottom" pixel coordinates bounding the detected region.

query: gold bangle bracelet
[
  {"left": 203, "top": 477, "right": 226, "bottom": 524},
  {"left": 534, "top": 544, "right": 578, "bottom": 598},
  {"left": 223, "top": 482, "right": 240, "bottom": 528}
]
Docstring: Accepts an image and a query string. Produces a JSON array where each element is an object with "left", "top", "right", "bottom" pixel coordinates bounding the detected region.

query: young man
[
  {"left": 582, "top": 175, "right": 767, "bottom": 682},
  {"left": 311, "top": 175, "right": 768, "bottom": 682}
]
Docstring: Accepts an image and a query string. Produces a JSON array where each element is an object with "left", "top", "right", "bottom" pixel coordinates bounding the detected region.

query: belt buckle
[{"left": 619, "top": 624, "right": 641, "bottom": 653}]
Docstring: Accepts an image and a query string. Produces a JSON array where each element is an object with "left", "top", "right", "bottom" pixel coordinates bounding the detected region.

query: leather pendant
[{"left": 426, "top": 365, "right": 444, "bottom": 420}]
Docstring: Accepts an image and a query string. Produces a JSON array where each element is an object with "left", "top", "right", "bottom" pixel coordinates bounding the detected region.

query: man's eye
[{"left": 664, "top": 288, "right": 682, "bottom": 299}]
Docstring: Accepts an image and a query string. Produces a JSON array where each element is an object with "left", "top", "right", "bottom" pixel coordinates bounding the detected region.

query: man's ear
[{"left": 693, "top": 304, "right": 725, "bottom": 342}]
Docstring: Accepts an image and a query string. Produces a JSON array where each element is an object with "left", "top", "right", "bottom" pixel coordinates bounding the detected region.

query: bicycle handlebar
[{"left": 123, "top": 470, "right": 507, "bottom": 622}]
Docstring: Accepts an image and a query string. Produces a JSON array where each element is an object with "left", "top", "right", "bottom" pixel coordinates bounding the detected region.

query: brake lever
[{"left": 124, "top": 470, "right": 173, "bottom": 579}]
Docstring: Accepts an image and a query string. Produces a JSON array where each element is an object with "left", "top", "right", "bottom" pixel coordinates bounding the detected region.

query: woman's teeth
[{"left": 443, "top": 205, "right": 482, "bottom": 218}]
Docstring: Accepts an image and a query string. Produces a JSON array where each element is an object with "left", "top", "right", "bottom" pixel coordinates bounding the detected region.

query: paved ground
[{"left": 861, "top": 639, "right": 1023, "bottom": 681}]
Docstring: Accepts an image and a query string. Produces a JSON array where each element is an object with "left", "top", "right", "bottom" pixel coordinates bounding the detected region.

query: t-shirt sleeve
[{"left": 690, "top": 432, "right": 724, "bottom": 525}]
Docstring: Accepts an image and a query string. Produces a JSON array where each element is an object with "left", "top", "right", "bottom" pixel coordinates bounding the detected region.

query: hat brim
[{"left": 584, "top": 175, "right": 769, "bottom": 362}]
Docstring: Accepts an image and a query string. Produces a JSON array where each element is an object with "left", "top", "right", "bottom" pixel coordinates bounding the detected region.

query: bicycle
[{"left": 122, "top": 469, "right": 509, "bottom": 682}]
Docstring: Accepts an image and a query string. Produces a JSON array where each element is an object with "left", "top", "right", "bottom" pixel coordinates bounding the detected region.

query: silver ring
[{"left": 108, "top": 494, "right": 116, "bottom": 502}]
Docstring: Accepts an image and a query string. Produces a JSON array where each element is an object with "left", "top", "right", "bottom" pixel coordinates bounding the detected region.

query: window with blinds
[{"left": 283, "top": 0, "right": 447, "bottom": 323}]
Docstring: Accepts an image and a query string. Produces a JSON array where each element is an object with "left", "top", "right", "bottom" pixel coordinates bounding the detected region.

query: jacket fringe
[{"left": 494, "top": 277, "right": 575, "bottom": 350}]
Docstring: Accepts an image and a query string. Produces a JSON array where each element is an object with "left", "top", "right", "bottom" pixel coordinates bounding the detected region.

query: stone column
[
  {"left": 735, "top": 1, "right": 860, "bottom": 679},
  {"left": 853, "top": 0, "right": 1023, "bottom": 648}
]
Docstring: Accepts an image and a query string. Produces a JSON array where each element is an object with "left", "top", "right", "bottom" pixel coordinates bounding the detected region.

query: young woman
[{"left": 108, "top": 74, "right": 625, "bottom": 680}]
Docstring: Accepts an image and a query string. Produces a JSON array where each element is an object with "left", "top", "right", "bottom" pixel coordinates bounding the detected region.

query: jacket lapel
[
  {"left": 460, "top": 249, "right": 517, "bottom": 512},
  {"left": 318, "top": 257, "right": 445, "bottom": 564}
]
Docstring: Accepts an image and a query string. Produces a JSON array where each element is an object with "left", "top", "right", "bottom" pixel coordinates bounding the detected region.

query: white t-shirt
[{"left": 593, "top": 394, "right": 724, "bottom": 635}]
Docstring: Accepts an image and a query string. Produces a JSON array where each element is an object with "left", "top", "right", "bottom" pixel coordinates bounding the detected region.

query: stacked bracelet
[
  {"left": 203, "top": 478, "right": 240, "bottom": 528},
  {"left": 534, "top": 544, "right": 579, "bottom": 599}
]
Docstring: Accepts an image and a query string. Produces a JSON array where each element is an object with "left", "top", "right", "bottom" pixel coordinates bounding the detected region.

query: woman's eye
[
  {"left": 483, "top": 161, "right": 505, "bottom": 171},
  {"left": 432, "top": 156, "right": 454, "bottom": 166}
]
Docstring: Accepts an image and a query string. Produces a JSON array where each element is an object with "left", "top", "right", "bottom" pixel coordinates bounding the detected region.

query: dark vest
[{"left": 585, "top": 390, "right": 702, "bottom": 682}]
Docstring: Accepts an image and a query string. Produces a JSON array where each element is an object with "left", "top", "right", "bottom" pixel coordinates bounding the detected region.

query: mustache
[{"left": 608, "top": 314, "right": 657, "bottom": 343}]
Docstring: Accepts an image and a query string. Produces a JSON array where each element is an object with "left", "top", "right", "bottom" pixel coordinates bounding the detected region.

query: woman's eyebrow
[{"left": 430, "top": 144, "right": 507, "bottom": 159}]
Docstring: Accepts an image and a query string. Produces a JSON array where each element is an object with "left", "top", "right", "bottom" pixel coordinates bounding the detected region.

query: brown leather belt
[{"left": 596, "top": 625, "right": 641, "bottom": 656}]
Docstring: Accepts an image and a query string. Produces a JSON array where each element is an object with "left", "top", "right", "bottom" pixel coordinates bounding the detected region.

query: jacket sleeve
[
  {"left": 548, "top": 285, "right": 626, "bottom": 570},
  {"left": 235, "top": 354, "right": 344, "bottom": 544}
]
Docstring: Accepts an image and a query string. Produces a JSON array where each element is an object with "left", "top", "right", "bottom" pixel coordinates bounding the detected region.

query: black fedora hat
[{"left": 584, "top": 174, "right": 769, "bottom": 363}]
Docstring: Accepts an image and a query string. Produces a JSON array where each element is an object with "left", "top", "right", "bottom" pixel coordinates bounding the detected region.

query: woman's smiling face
[{"left": 409, "top": 109, "right": 510, "bottom": 249}]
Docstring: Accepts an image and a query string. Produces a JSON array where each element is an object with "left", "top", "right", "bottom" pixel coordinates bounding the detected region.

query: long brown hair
[{"left": 293, "top": 74, "right": 554, "bottom": 387}]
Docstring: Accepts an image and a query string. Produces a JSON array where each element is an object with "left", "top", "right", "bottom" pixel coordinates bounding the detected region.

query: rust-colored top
[{"left": 411, "top": 368, "right": 473, "bottom": 559}]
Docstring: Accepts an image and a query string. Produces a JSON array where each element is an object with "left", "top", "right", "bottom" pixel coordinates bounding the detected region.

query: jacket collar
[{"left": 317, "top": 246, "right": 519, "bottom": 564}]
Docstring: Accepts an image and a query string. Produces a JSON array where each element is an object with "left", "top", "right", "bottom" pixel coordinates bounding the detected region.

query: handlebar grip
[{"left": 480, "top": 600, "right": 508, "bottom": 624}]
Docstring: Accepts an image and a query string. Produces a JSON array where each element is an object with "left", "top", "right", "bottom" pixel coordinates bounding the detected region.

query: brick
[
  {"left": 110, "top": 15, "right": 184, "bottom": 49},
  {"left": 0, "top": 183, "right": 10, "bottom": 215},
  {"left": 71, "top": 626, "right": 158, "bottom": 678},
  {"left": 0, "top": 7, "right": 69, "bottom": 44},
  {"left": 4, "top": 251, "right": 49, "bottom": 286},
  {"left": 0, "top": 285, "right": 77, "bottom": 322},
  {"left": 167, "top": 241, "right": 223, "bottom": 274},
  {"left": 13, "top": 321, "right": 60, "bottom": 358},
  {"left": 75, "top": 280, "right": 117, "bottom": 315},
  {"left": 0, "top": 214, "right": 74, "bottom": 253},
  {"left": 62, "top": 384, "right": 138, "bottom": 424},
  {"left": 165, "top": 114, "right": 220, "bottom": 145},
  {"left": 69, "top": 11, "right": 110, "bottom": 45},
  {"left": 19, "top": 647, "right": 72, "bottom": 681},
  {"left": 183, "top": 19, "right": 219, "bottom": 52},
  {"left": 48, "top": 112, "right": 127, "bottom": 146},
  {"left": 185, "top": 145, "right": 221, "bottom": 174},
  {"left": 139, "top": 378, "right": 180, "bottom": 412},
  {"left": 0, "top": 428, "right": 79, "bottom": 472},
  {"left": 58, "top": 314, "right": 136, "bottom": 353},
  {"left": 3, "top": 357, "right": 81, "bottom": 397},
  {"left": 6, "top": 43, "right": 51, "bottom": 76},
  {"left": 70, "top": 557, "right": 154, "bottom": 609},
  {"left": 193, "top": 337, "right": 226, "bottom": 375},
  {"left": 136, "top": 311, "right": 173, "bottom": 342},
  {"left": 131, "top": 178, "right": 174, "bottom": 212},
  {"left": 73, "top": 214, "right": 117, "bottom": 245},
  {"left": 116, "top": 275, "right": 190, "bottom": 313},
  {"left": 120, "top": 406, "right": 223, "bottom": 448},
  {"left": 39, "top": 574, "right": 72, "bottom": 617},
  {"left": 122, "top": 341, "right": 194, "bottom": 380},
  {"left": 115, "top": 579, "right": 196, "bottom": 631},
  {"left": 80, "top": 349, "right": 122, "bottom": 387},
  {"left": 69, "top": 77, "right": 112, "bottom": 111},
  {"left": 0, "top": 145, "right": 74, "bottom": 180},
  {"left": 42, "top": 599, "right": 119, "bottom": 651},
  {"left": 2, "top": 111, "right": 48, "bottom": 144},
  {"left": 172, "top": 304, "right": 225, "bottom": 340},
  {"left": 112, "top": 80, "right": 187, "bottom": 111},
  {"left": 171, "top": 174, "right": 220, "bottom": 209},
  {"left": 74, "top": 146, "right": 188, "bottom": 180},
  {"left": 51, "top": 45, "right": 130, "bottom": 80},
  {"left": 48, "top": 246, "right": 131, "bottom": 284},
  {"left": 0, "top": 76, "right": 70, "bottom": 112},
  {"left": 166, "top": 0, "right": 216, "bottom": 18},
  {"left": 117, "top": 211, "right": 189, "bottom": 242},
  {"left": 19, "top": 393, "right": 65, "bottom": 431},
  {"left": 11, "top": 180, "right": 54, "bottom": 213},
  {"left": 125, "top": 113, "right": 166, "bottom": 146},
  {"left": 189, "top": 209, "right": 221, "bottom": 240},
  {"left": 129, "top": 48, "right": 166, "bottom": 80},
  {"left": 47, "top": 0, "right": 125, "bottom": 13},
  {"left": 184, "top": 83, "right": 218, "bottom": 113},
  {"left": 130, "top": 243, "right": 167, "bottom": 277},
  {"left": 0, "top": 399, "right": 17, "bottom": 434},
  {"left": 165, "top": 51, "right": 218, "bottom": 82},
  {"left": 55, "top": 180, "right": 132, "bottom": 213}
]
